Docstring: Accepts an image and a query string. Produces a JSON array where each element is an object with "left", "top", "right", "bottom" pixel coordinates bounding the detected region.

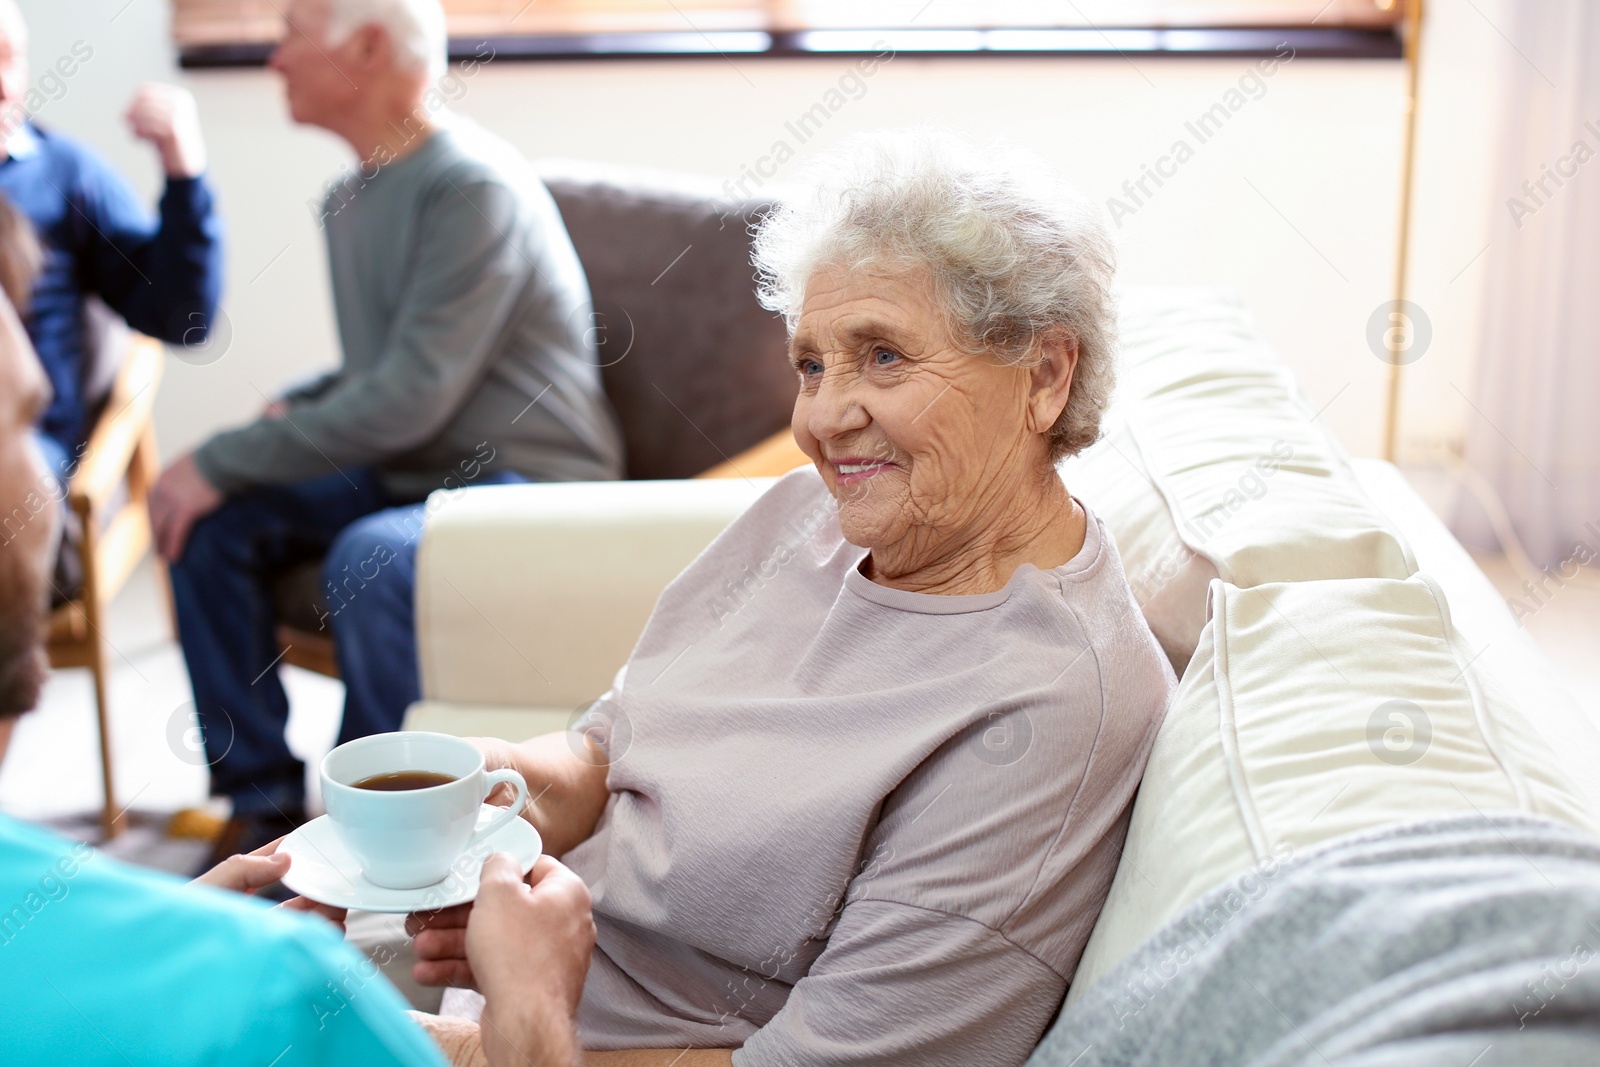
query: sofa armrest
[
  {"left": 1350, "top": 458, "right": 1600, "bottom": 815},
  {"left": 414, "top": 478, "right": 773, "bottom": 711}
]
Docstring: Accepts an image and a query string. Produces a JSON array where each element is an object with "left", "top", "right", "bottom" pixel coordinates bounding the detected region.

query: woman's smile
[{"left": 833, "top": 458, "right": 897, "bottom": 485}]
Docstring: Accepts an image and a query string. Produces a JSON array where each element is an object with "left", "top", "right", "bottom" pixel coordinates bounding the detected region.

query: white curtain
[{"left": 1451, "top": 0, "right": 1600, "bottom": 566}]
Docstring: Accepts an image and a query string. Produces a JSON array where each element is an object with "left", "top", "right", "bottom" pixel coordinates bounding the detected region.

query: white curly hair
[
  {"left": 325, "top": 0, "right": 446, "bottom": 83},
  {"left": 752, "top": 127, "right": 1117, "bottom": 461}
]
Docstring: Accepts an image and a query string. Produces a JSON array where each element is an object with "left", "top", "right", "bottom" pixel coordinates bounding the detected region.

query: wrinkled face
[
  {"left": 269, "top": 0, "right": 364, "bottom": 128},
  {"left": 789, "top": 266, "right": 1046, "bottom": 557},
  {"left": 0, "top": 292, "right": 54, "bottom": 718}
]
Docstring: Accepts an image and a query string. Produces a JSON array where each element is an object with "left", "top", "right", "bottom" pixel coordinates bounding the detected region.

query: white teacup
[{"left": 321, "top": 731, "right": 529, "bottom": 890}]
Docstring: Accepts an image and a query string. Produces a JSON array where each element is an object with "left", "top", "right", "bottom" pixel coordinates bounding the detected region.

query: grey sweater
[{"left": 195, "top": 120, "right": 623, "bottom": 498}]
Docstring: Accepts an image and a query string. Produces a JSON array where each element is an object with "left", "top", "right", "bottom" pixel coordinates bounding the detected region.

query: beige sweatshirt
[{"left": 543, "top": 467, "right": 1176, "bottom": 1065}]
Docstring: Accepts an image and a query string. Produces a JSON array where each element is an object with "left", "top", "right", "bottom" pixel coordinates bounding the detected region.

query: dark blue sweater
[{"left": 0, "top": 123, "right": 223, "bottom": 456}]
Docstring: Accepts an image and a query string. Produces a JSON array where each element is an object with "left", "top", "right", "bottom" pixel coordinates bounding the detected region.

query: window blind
[{"left": 171, "top": 0, "right": 1402, "bottom": 51}]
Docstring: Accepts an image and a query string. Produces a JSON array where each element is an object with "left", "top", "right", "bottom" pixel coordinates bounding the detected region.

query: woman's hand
[
  {"left": 407, "top": 899, "right": 478, "bottom": 990},
  {"left": 468, "top": 735, "right": 528, "bottom": 809},
  {"left": 191, "top": 837, "right": 348, "bottom": 931},
  {"left": 463, "top": 731, "right": 613, "bottom": 859}
]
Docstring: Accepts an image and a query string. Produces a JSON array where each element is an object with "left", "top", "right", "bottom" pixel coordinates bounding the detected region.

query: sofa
[{"left": 390, "top": 277, "right": 1600, "bottom": 1029}]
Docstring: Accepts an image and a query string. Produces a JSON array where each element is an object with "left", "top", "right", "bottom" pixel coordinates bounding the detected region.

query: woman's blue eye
[
  {"left": 872, "top": 348, "right": 898, "bottom": 366},
  {"left": 801, "top": 360, "right": 823, "bottom": 376}
]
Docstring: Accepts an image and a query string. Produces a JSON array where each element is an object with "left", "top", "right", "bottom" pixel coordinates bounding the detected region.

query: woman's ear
[{"left": 1026, "top": 333, "right": 1078, "bottom": 435}]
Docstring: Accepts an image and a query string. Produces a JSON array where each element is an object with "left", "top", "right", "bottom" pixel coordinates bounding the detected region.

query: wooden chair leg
[
  {"left": 88, "top": 638, "right": 120, "bottom": 840},
  {"left": 72, "top": 491, "right": 121, "bottom": 841}
]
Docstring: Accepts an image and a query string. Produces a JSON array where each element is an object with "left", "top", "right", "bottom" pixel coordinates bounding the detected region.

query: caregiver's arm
[
  {"left": 466, "top": 853, "right": 593, "bottom": 1067},
  {"left": 472, "top": 731, "right": 611, "bottom": 857}
]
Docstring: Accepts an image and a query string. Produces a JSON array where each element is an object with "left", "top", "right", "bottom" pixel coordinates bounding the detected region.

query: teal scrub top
[{"left": 0, "top": 815, "right": 448, "bottom": 1066}]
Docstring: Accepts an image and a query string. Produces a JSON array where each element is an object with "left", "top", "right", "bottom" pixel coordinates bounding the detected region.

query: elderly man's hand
[
  {"left": 125, "top": 84, "right": 207, "bottom": 178},
  {"left": 150, "top": 452, "right": 223, "bottom": 562}
]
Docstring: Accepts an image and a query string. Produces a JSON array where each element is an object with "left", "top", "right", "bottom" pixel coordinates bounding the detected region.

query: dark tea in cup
[{"left": 352, "top": 771, "right": 458, "bottom": 791}]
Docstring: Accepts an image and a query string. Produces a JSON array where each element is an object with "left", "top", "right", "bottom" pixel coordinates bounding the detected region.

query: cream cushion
[
  {"left": 1066, "top": 571, "right": 1599, "bottom": 1002},
  {"left": 1059, "top": 421, "right": 1219, "bottom": 670},
  {"left": 1065, "top": 288, "right": 1417, "bottom": 670}
]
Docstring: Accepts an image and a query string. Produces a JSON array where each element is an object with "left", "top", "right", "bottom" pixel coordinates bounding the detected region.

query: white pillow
[
  {"left": 1066, "top": 572, "right": 1598, "bottom": 1001},
  {"left": 1064, "top": 287, "right": 1416, "bottom": 671}
]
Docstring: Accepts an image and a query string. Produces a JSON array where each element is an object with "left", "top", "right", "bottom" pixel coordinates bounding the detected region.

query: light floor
[{"left": 2, "top": 510, "right": 1597, "bottom": 874}]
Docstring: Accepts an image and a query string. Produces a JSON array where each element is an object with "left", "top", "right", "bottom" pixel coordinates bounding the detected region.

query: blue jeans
[
  {"left": 170, "top": 469, "right": 523, "bottom": 816},
  {"left": 30, "top": 430, "right": 73, "bottom": 486}
]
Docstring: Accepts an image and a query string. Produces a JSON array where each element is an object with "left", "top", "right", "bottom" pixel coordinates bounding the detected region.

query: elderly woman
[{"left": 416, "top": 130, "right": 1175, "bottom": 1067}]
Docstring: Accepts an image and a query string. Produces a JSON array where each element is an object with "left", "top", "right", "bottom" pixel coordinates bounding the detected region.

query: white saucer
[{"left": 279, "top": 805, "right": 542, "bottom": 913}]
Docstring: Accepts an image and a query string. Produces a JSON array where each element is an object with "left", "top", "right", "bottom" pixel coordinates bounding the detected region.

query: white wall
[{"left": 18, "top": 1, "right": 1511, "bottom": 464}]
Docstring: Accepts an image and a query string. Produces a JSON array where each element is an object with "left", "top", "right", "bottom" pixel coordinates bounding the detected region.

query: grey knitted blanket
[{"left": 1028, "top": 814, "right": 1600, "bottom": 1067}]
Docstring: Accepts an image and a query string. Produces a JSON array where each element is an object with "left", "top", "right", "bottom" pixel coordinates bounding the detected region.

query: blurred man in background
[{"left": 149, "top": 0, "right": 623, "bottom": 863}]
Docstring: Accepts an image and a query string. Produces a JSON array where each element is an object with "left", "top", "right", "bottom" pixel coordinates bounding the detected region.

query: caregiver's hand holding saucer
[
  {"left": 191, "top": 836, "right": 348, "bottom": 929},
  {"left": 409, "top": 853, "right": 595, "bottom": 1067}
]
